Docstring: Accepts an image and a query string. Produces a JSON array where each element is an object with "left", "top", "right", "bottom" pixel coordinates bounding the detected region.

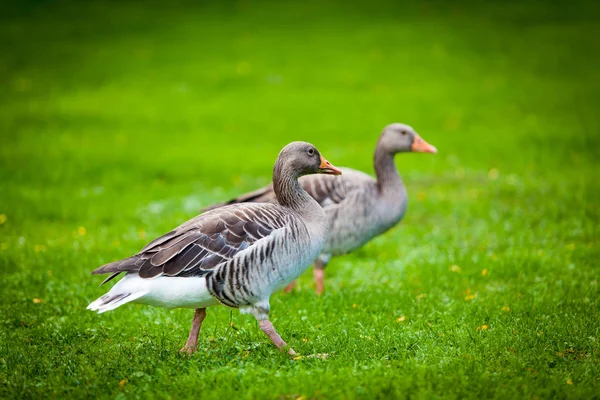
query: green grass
[{"left": 1, "top": 0, "right": 599, "bottom": 398}]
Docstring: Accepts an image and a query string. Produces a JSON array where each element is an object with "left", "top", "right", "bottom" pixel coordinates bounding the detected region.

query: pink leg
[
  {"left": 180, "top": 308, "right": 206, "bottom": 354},
  {"left": 313, "top": 268, "right": 325, "bottom": 295},
  {"left": 283, "top": 280, "right": 297, "bottom": 293},
  {"left": 259, "top": 319, "right": 297, "bottom": 356}
]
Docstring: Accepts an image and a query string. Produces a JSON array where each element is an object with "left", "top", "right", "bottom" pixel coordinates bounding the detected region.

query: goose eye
[
  {"left": 307, "top": 148, "right": 315, "bottom": 156},
  {"left": 401, "top": 131, "right": 407, "bottom": 135}
]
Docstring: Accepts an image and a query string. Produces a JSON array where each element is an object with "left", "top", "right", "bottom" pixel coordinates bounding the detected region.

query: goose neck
[
  {"left": 374, "top": 147, "right": 403, "bottom": 195},
  {"left": 273, "top": 164, "right": 314, "bottom": 211}
]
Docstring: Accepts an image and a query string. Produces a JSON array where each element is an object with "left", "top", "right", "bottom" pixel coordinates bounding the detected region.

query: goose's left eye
[
  {"left": 307, "top": 148, "right": 315, "bottom": 156},
  {"left": 401, "top": 131, "right": 407, "bottom": 135}
]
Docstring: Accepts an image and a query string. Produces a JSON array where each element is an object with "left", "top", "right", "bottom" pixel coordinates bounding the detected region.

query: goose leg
[
  {"left": 283, "top": 281, "right": 296, "bottom": 292},
  {"left": 249, "top": 301, "right": 296, "bottom": 355},
  {"left": 259, "top": 319, "right": 296, "bottom": 356},
  {"left": 313, "top": 256, "right": 330, "bottom": 295},
  {"left": 313, "top": 268, "right": 325, "bottom": 295},
  {"left": 180, "top": 308, "right": 206, "bottom": 354}
]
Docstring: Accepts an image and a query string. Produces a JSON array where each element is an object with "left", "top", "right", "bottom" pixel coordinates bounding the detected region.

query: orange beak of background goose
[
  {"left": 318, "top": 156, "right": 342, "bottom": 175},
  {"left": 411, "top": 136, "right": 438, "bottom": 153}
]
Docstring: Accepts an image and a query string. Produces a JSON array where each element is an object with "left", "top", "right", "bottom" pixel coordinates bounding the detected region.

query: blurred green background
[{"left": 1, "top": 0, "right": 599, "bottom": 398}]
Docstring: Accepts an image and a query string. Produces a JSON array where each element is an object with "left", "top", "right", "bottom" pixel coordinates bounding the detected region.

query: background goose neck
[{"left": 374, "top": 146, "right": 403, "bottom": 195}]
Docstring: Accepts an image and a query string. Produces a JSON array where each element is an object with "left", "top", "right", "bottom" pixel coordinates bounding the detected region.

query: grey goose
[
  {"left": 88, "top": 141, "right": 342, "bottom": 355},
  {"left": 202, "top": 123, "right": 436, "bottom": 294}
]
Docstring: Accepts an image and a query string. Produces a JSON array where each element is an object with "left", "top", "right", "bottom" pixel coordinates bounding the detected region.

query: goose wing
[{"left": 93, "top": 204, "right": 289, "bottom": 284}]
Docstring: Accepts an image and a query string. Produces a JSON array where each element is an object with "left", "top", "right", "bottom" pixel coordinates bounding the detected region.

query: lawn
[{"left": 1, "top": 0, "right": 599, "bottom": 398}]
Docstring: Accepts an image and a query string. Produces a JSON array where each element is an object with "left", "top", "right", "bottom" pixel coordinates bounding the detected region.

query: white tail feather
[{"left": 87, "top": 291, "right": 148, "bottom": 313}]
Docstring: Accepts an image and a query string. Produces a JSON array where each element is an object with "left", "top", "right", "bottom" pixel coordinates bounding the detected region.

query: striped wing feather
[{"left": 93, "top": 204, "right": 288, "bottom": 284}]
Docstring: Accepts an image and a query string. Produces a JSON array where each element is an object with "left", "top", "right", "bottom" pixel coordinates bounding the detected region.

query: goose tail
[{"left": 87, "top": 290, "right": 148, "bottom": 313}]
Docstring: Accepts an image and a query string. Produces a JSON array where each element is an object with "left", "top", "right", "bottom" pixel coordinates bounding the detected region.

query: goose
[
  {"left": 87, "top": 141, "right": 342, "bottom": 355},
  {"left": 202, "top": 123, "right": 436, "bottom": 294}
]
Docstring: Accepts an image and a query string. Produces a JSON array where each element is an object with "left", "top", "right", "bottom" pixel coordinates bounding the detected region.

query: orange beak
[
  {"left": 411, "top": 135, "right": 438, "bottom": 153},
  {"left": 318, "top": 155, "right": 342, "bottom": 175}
]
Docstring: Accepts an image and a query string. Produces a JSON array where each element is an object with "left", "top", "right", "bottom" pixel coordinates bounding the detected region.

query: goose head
[
  {"left": 276, "top": 141, "right": 342, "bottom": 178},
  {"left": 378, "top": 123, "right": 437, "bottom": 155}
]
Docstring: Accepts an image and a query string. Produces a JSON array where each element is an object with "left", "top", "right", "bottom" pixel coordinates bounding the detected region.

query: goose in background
[
  {"left": 88, "top": 141, "right": 342, "bottom": 355},
  {"left": 202, "top": 124, "right": 436, "bottom": 294}
]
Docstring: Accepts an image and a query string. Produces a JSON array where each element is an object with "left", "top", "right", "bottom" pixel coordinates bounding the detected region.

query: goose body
[
  {"left": 88, "top": 142, "right": 342, "bottom": 354},
  {"left": 203, "top": 124, "right": 436, "bottom": 294},
  {"left": 88, "top": 204, "right": 325, "bottom": 312}
]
